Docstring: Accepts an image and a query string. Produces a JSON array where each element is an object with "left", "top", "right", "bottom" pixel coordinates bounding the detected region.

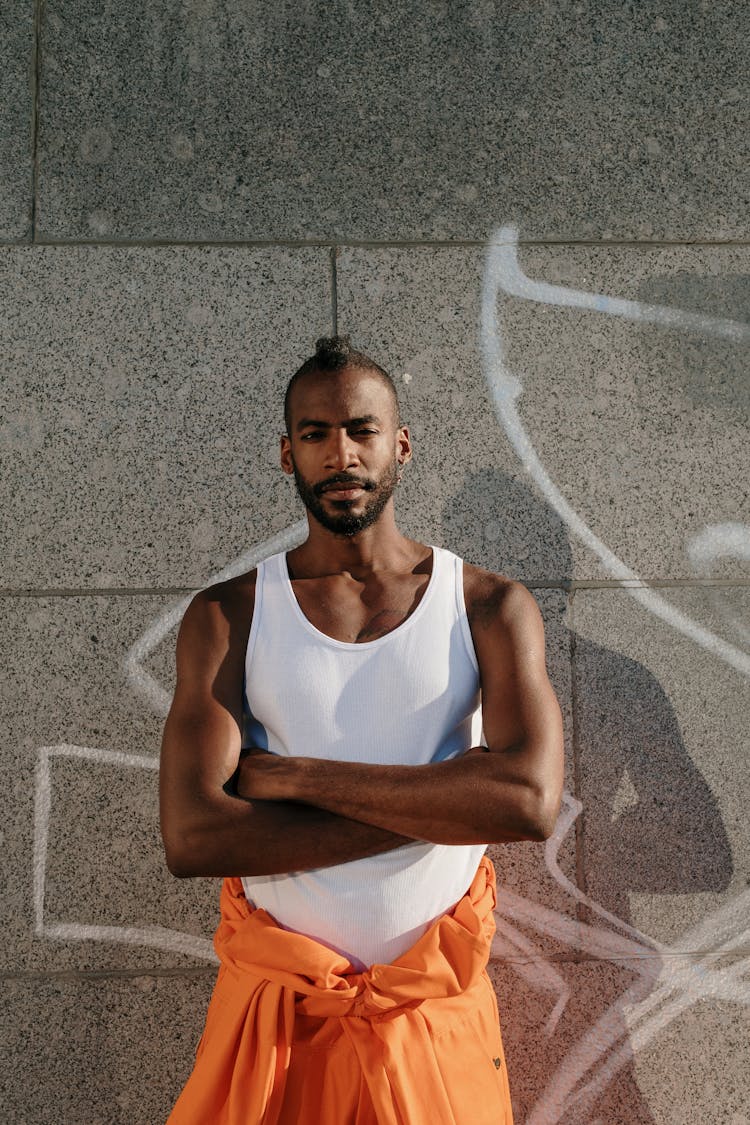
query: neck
[{"left": 291, "top": 506, "right": 418, "bottom": 577}]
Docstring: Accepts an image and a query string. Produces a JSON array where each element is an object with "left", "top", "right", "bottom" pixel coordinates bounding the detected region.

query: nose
[{"left": 325, "top": 428, "right": 359, "bottom": 470}]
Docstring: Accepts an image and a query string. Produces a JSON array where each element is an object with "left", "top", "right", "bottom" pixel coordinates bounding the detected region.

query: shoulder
[
  {"left": 462, "top": 564, "right": 548, "bottom": 682},
  {"left": 462, "top": 562, "right": 541, "bottom": 635},
  {"left": 183, "top": 568, "right": 257, "bottom": 627},
  {"left": 177, "top": 569, "right": 258, "bottom": 669}
]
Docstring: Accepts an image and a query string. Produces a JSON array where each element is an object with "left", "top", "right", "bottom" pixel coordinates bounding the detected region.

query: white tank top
[{"left": 241, "top": 545, "right": 487, "bottom": 969}]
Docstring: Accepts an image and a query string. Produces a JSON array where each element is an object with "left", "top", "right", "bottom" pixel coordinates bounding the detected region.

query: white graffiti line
[
  {"left": 496, "top": 885, "right": 750, "bottom": 999},
  {"left": 687, "top": 522, "right": 750, "bottom": 572},
  {"left": 33, "top": 744, "right": 216, "bottom": 962},
  {"left": 527, "top": 945, "right": 750, "bottom": 1125},
  {"left": 491, "top": 914, "right": 572, "bottom": 1036},
  {"left": 495, "top": 889, "right": 660, "bottom": 966},
  {"left": 540, "top": 959, "right": 750, "bottom": 1125},
  {"left": 481, "top": 231, "right": 749, "bottom": 1120},
  {"left": 627, "top": 950, "right": 750, "bottom": 1047},
  {"left": 497, "top": 801, "right": 750, "bottom": 1121},
  {"left": 557, "top": 960, "right": 750, "bottom": 1125},
  {"left": 39, "top": 921, "right": 216, "bottom": 962},
  {"left": 526, "top": 969, "right": 657, "bottom": 1125},
  {"left": 687, "top": 522, "right": 750, "bottom": 647},
  {"left": 481, "top": 226, "right": 750, "bottom": 679},
  {"left": 34, "top": 525, "right": 309, "bottom": 960},
  {"left": 495, "top": 785, "right": 749, "bottom": 1121},
  {"left": 124, "top": 520, "right": 307, "bottom": 717},
  {"left": 492, "top": 227, "right": 750, "bottom": 342},
  {"left": 544, "top": 792, "right": 661, "bottom": 949},
  {"left": 496, "top": 886, "right": 750, "bottom": 1125}
]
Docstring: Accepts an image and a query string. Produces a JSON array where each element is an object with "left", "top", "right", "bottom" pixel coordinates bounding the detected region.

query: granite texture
[
  {"left": 0, "top": 245, "right": 330, "bottom": 587},
  {"left": 37, "top": 1, "right": 749, "bottom": 241},
  {"left": 0, "top": 1, "right": 33, "bottom": 240},
  {"left": 337, "top": 243, "right": 750, "bottom": 583},
  {"left": 0, "top": 973, "right": 214, "bottom": 1124},
  {"left": 632, "top": 998, "right": 750, "bottom": 1125},
  {"left": 490, "top": 954, "right": 750, "bottom": 1125},
  {"left": 572, "top": 586, "right": 747, "bottom": 947},
  {"left": 0, "top": 594, "right": 219, "bottom": 972}
]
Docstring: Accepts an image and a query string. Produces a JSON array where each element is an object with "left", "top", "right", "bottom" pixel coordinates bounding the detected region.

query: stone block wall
[{"left": 1, "top": 3, "right": 748, "bottom": 1122}]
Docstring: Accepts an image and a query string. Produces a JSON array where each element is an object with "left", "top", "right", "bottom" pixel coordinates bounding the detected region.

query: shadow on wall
[{"left": 443, "top": 469, "right": 733, "bottom": 1125}]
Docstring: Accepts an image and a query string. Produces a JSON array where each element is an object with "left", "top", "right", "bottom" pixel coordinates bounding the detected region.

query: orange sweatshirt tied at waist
[{"left": 167, "top": 856, "right": 513, "bottom": 1125}]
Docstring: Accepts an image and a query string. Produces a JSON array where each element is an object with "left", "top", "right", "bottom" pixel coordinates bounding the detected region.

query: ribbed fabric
[{"left": 241, "top": 547, "right": 487, "bottom": 969}]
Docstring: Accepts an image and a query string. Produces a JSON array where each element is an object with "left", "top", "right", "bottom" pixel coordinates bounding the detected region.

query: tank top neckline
[{"left": 277, "top": 545, "right": 442, "bottom": 651}]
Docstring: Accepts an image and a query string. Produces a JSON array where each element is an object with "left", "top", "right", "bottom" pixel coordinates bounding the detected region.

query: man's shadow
[{"left": 442, "top": 470, "right": 732, "bottom": 1125}]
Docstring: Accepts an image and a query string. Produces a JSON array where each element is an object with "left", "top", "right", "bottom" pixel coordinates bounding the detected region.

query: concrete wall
[{"left": 1, "top": 3, "right": 748, "bottom": 1122}]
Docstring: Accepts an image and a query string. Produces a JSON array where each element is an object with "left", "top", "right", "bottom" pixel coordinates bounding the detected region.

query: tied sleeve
[{"left": 167, "top": 857, "right": 513, "bottom": 1125}]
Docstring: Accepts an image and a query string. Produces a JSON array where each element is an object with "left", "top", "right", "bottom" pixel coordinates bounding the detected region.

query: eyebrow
[{"left": 295, "top": 414, "right": 382, "bottom": 432}]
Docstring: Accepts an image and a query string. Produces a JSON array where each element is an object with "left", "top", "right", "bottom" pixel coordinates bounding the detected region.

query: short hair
[{"left": 284, "top": 335, "right": 401, "bottom": 431}]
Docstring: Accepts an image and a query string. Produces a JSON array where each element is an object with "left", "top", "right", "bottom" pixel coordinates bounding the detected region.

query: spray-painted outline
[
  {"left": 35, "top": 742, "right": 217, "bottom": 963},
  {"left": 124, "top": 521, "right": 308, "bottom": 719},
  {"left": 33, "top": 744, "right": 217, "bottom": 961},
  {"left": 481, "top": 225, "right": 750, "bottom": 679},
  {"left": 33, "top": 524, "right": 308, "bottom": 960},
  {"left": 494, "top": 792, "right": 750, "bottom": 1122},
  {"left": 481, "top": 227, "right": 750, "bottom": 1120},
  {"left": 687, "top": 522, "right": 750, "bottom": 647}
]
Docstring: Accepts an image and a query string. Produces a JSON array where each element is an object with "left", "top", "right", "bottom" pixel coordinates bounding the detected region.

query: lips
[
  {"left": 317, "top": 478, "right": 370, "bottom": 496},
  {"left": 321, "top": 485, "right": 365, "bottom": 501}
]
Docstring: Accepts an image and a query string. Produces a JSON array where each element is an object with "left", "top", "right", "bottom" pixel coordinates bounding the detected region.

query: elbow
[
  {"left": 160, "top": 794, "right": 222, "bottom": 877},
  {"left": 161, "top": 826, "right": 202, "bottom": 879},
  {"left": 524, "top": 807, "right": 557, "bottom": 842},
  {"left": 517, "top": 783, "right": 563, "bottom": 842},
  {"left": 165, "top": 851, "right": 196, "bottom": 879}
]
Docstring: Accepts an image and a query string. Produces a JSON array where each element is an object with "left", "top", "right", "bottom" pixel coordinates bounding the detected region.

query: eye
[{"left": 300, "top": 430, "right": 324, "bottom": 441}]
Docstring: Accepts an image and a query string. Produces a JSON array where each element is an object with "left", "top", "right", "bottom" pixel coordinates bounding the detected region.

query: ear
[
  {"left": 396, "top": 424, "right": 412, "bottom": 465},
  {"left": 280, "top": 433, "right": 294, "bottom": 475}
]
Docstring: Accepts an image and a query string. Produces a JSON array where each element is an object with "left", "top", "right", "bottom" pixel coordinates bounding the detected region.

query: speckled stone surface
[
  {"left": 0, "top": 245, "right": 330, "bottom": 587},
  {"left": 490, "top": 955, "right": 750, "bottom": 1125},
  {"left": 37, "top": 2, "right": 749, "bottom": 241},
  {"left": 337, "top": 243, "right": 750, "bottom": 582},
  {"left": 632, "top": 997, "right": 750, "bottom": 1125},
  {"left": 572, "top": 586, "right": 748, "bottom": 947},
  {"left": 0, "top": 1, "right": 33, "bottom": 240},
  {"left": 0, "top": 594, "right": 219, "bottom": 972},
  {"left": 0, "top": 973, "right": 214, "bottom": 1124}
]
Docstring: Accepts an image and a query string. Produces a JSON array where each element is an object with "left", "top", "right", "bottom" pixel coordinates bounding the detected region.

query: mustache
[{"left": 314, "top": 474, "right": 375, "bottom": 496}]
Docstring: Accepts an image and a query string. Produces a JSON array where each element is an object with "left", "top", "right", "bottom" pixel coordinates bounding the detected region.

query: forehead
[{"left": 287, "top": 366, "right": 396, "bottom": 428}]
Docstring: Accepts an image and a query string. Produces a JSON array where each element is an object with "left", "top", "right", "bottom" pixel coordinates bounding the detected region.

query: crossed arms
[{"left": 159, "top": 569, "right": 564, "bottom": 878}]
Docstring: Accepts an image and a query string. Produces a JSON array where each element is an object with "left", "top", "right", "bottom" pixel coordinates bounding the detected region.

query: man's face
[{"left": 281, "top": 366, "right": 410, "bottom": 537}]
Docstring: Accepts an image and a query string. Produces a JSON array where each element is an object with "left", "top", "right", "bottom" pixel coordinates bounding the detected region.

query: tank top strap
[
  {"left": 432, "top": 547, "right": 479, "bottom": 675},
  {"left": 244, "top": 553, "right": 271, "bottom": 672}
]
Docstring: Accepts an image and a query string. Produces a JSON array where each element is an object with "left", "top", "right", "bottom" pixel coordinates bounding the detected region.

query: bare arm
[
  {"left": 238, "top": 576, "right": 564, "bottom": 844},
  {"left": 159, "top": 581, "right": 412, "bottom": 878}
]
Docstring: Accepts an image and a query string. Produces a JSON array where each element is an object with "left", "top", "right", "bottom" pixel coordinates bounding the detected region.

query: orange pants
[{"left": 167, "top": 857, "right": 513, "bottom": 1124}]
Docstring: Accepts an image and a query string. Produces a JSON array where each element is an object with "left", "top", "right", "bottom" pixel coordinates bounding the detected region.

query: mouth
[
  {"left": 321, "top": 485, "right": 365, "bottom": 501},
  {"left": 316, "top": 478, "right": 370, "bottom": 501}
]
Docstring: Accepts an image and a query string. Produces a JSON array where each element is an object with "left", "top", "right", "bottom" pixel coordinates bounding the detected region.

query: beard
[{"left": 291, "top": 458, "right": 399, "bottom": 537}]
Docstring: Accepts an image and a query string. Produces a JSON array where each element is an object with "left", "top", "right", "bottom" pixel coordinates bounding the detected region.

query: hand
[{"left": 237, "top": 748, "right": 304, "bottom": 802}]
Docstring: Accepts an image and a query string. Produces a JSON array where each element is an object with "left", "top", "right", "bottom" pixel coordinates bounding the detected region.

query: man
[{"left": 160, "top": 336, "right": 564, "bottom": 1124}]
